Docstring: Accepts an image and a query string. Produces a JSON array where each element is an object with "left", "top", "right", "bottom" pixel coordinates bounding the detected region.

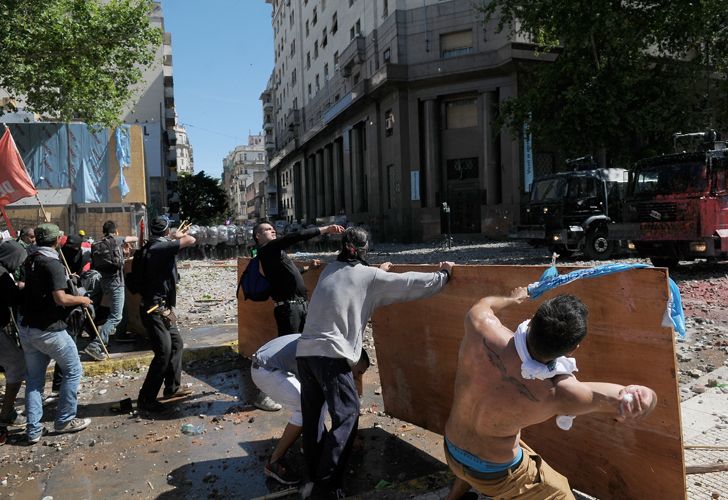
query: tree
[
  {"left": 177, "top": 171, "right": 229, "bottom": 226},
  {"left": 479, "top": 0, "right": 728, "bottom": 163},
  {"left": 0, "top": 0, "right": 161, "bottom": 127}
]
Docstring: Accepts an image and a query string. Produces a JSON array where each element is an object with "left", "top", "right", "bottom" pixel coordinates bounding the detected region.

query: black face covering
[{"left": 0, "top": 240, "right": 27, "bottom": 276}]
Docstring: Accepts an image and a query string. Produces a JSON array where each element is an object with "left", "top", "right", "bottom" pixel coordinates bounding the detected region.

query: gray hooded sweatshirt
[{"left": 296, "top": 260, "right": 449, "bottom": 365}]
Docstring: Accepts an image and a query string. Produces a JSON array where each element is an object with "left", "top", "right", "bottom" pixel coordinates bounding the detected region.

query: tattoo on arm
[{"left": 482, "top": 339, "right": 539, "bottom": 402}]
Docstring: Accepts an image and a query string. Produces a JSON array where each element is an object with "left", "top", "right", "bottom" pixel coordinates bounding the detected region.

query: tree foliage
[
  {"left": 0, "top": 0, "right": 161, "bottom": 127},
  {"left": 479, "top": 0, "right": 728, "bottom": 163},
  {"left": 177, "top": 172, "right": 229, "bottom": 226}
]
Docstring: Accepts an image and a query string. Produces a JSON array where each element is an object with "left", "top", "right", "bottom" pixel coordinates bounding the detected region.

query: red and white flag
[{"left": 0, "top": 127, "right": 37, "bottom": 207}]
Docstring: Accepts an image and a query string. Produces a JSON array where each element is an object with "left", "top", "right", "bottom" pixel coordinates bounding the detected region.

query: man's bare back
[{"left": 444, "top": 288, "right": 657, "bottom": 464}]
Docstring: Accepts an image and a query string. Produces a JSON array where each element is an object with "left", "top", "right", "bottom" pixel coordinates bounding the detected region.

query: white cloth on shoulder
[{"left": 513, "top": 320, "right": 578, "bottom": 430}]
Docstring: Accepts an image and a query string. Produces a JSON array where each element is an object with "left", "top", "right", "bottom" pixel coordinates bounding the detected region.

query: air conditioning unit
[{"left": 385, "top": 115, "right": 395, "bottom": 130}]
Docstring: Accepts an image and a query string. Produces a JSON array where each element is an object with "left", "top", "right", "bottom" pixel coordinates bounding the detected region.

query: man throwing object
[{"left": 445, "top": 288, "right": 657, "bottom": 500}]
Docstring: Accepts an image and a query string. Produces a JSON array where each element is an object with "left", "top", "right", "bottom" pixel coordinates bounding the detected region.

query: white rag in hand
[{"left": 513, "top": 320, "right": 578, "bottom": 430}]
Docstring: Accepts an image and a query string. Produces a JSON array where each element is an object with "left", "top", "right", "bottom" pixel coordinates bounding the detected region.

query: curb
[{"left": 0, "top": 341, "right": 242, "bottom": 383}]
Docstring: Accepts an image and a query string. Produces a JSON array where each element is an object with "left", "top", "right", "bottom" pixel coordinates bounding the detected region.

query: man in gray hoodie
[{"left": 296, "top": 227, "right": 454, "bottom": 498}]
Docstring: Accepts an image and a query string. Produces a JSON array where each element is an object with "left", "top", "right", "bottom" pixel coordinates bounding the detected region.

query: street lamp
[{"left": 441, "top": 202, "right": 452, "bottom": 249}]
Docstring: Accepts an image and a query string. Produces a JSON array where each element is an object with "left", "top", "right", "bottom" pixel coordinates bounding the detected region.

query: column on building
[
  {"left": 332, "top": 138, "right": 344, "bottom": 214},
  {"left": 306, "top": 154, "right": 316, "bottom": 223},
  {"left": 483, "top": 90, "right": 501, "bottom": 205},
  {"left": 422, "top": 98, "right": 440, "bottom": 208},
  {"left": 324, "top": 144, "right": 334, "bottom": 216},
  {"left": 350, "top": 125, "right": 363, "bottom": 213},
  {"left": 315, "top": 149, "right": 324, "bottom": 218},
  {"left": 294, "top": 161, "right": 304, "bottom": 222}
]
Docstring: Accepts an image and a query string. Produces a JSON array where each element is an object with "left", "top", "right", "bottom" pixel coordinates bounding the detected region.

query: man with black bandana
[
  {"left": 296, "top": 227, "right": 455, "bottom": 498},
  {"left": 0, "top": 241, "right": 28, "bottom": 445},
  {"left": 136, "top": 216, "right": 196, "bottom": 412}
]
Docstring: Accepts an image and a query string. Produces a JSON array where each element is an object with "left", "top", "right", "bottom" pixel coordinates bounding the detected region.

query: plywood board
[
  {"left": 236, "top": 257, "right": 322, "bottom": 357},
  {"left": 371, "top": 264, "right": 685, "bottom": 500}
]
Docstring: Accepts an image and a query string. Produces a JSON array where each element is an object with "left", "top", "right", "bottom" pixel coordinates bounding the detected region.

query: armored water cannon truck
[{"left": 511, "top": 155, "right": 629, "bottom": 259}]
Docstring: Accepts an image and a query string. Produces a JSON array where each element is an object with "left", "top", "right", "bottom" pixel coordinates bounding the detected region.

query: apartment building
[
  {"left": 122, "top": 1, "right": 180, "bottom": 217},
  {"left": 222, "top": 135, "right": 267, "bottom": 223},
  {"left": 174, "top": 122, "right": 195, "bottom": 175},
  {"left": 261, "top": 0, "right": 556, "bottom": 242}
]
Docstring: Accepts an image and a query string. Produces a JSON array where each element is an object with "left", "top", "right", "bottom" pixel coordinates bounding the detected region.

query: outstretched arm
[{"left": 555, "top": 378, "right": 657, "bottom": 421}]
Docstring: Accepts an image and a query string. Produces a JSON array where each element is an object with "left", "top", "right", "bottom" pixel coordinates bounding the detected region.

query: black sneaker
[
  {"left": 83, "top": 345, "right": 106, "bottom": 361},
  {"left": 0, "top": 409, "right": 26, "bottom": 427},
  {"left": 138, "top": 399, "right": 167, "bottom": 412},
  {"left": 0, "top": 427, "right": 7, "bottom": 446},
  {"left": 264, "top": 459, "right": 300, "bottom": 485},
  {"left": 54, "top": 417, "right": 91, "bottom": 434}
]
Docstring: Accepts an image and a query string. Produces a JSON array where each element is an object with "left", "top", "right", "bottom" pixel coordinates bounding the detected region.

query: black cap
[{"left": 150, "top": 216, "right": 170, "bottom": 236}]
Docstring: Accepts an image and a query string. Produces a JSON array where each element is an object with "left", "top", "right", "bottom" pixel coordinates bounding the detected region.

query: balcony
[
  {"left": 263, "top": 121, "right": 274, "bottom": 131},
  {"left": 340, "top": 34, "right": 365, "bottom": 76},
  {"left": 285, "top": 108, "right": 301, "bottom": 128},
  {"left": 263, "top": 101, "right": 273, "bottom": 112}
]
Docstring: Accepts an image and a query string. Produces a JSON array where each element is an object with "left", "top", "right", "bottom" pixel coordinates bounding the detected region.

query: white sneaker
[{"left": 54, "top": 417, "right": 91, "bottom": 434}]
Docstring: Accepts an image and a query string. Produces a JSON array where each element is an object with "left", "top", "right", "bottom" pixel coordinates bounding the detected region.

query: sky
[{"left": 161, "top": 0, "right": 274, "bottom": 180}]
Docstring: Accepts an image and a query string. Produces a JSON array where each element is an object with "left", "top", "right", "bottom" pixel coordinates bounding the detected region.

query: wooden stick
[
  {"left": 685, "top": 444, "right": 728, "bottom": 450},
  {"left": 250, "top": 487, "right": 299, "bottom": 500},
  {"left": 686, "top": 463, "right": 728, "bottom": 474}
]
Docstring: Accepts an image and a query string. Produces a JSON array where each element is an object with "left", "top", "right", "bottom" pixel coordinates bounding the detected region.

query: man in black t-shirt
[
  {"left": 19, "top": 223, "right": 92, "bottom": 444},
  {"left": 249, "top": 221, "right": 344, "bottom": 412},
  {"left": 136, "top": 216, "right": 196, "bottom": 412},
  {"left": 254, "top": 221, "right": 344, "bottom": 336}
]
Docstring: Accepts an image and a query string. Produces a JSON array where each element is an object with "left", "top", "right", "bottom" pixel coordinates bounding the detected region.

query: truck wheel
[
  {"left": 650, "top": 257, "right": 679, "bottom": 269},
  {"left": 584, "top": 228, "right": 614, "bottom": 260}
]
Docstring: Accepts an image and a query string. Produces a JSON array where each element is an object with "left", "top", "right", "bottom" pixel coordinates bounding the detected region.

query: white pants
[{"left": 251, "top": 365, "right": 304, "bottom": 426}]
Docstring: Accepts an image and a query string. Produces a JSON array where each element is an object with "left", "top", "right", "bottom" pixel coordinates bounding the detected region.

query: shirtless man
[{"left": 444, "top": 288, "right": 657, "bottom": 499}]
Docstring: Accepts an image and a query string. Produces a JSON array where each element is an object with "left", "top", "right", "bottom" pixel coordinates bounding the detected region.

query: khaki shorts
[{"left": 444, "top": 439, "right": 574, "bottom": 500}]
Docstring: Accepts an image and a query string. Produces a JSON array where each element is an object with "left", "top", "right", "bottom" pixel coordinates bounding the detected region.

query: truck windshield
[
  {"left": 633, "top": 162, "right": 707, "bottom": 196},
  {"left": 531, "top": 178, "right": 566, "bottom": 202}
]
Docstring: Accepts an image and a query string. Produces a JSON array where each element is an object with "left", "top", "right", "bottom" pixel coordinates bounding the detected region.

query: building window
[
  {"left": 446, "top": 98, "right": 478, "bottom": 129},
  {"left": 356, "top": 19, "right": 361, "bottom": 35},
  {"left": 314, "top": 40, "right": 319, "bottom": 58},
  {"left": 333, "top": 50, "right": 339, "bottom": 66},
  {"left": 312, "top": 7, "right": 317, "bottom": 25},
  {"left": 315, "top": 74, "right": 320, "bottom": 90},
  {"left": 321, "top": 0, "right": 326, "bottom": 11},
  {"left": 291, "top": 68, "right": 296, "bottom": 85},
  {"left": 349, "top": 0, "right": 355, "bottom": 6},
  {"left": 324, "top": 63, "right": 329, "bottom": 79},
  {"left": 440, "top": 30, "right": 474, "bottom": 59},
  {"left": 293, "top": 97, "right": 298, "bottom": 109},
  {"left": 322, "top": 27, "right": 327, "bottom": 47},
  {"left": 383, "top": 48, "right": 391, "bottom": 62},
  {"left": 305, "top": 20, "right": 309, "bottom": 37},
  {"left": 383, "top": 0, "right": 389, "bottom": 17},
  {"left": 332, "top": 12, "right": 338, "bottom": 33},
  {"left": 308, "top": 83, "right": 312, "bottom": 96},
  {"left": 447, "top": 158, "right": 479, "bottom": 180},
  {"left": 350, "top": 26, "right": 355, "bottom": 40},
  {"left": 353, "top": 72, "right": 360, "bottom": 84},
  {"left": 290, "top": 39, "right": 295, "bottom": 56},
  {"left": 306, "top": 52, "right": 311, "bottom": 69}
]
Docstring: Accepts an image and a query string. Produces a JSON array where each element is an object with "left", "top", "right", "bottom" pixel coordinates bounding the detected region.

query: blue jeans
[
  {"left": 91, "top": 275, "right": 125, "bottom": 348},
  {"left": 19, "top": 326, "right": 83, "bottom": 438}
]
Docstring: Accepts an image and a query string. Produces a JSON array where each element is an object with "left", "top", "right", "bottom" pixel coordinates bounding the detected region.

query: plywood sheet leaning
[
  {"left": 371, "top": 264, "right": 685, "bottom": 500},
  {"left": 236, "top": 257, "right": 323, "bottom": 357}
]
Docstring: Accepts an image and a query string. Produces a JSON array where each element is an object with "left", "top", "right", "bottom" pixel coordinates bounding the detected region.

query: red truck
[{"left": 612, "top": 131, "right": 728, "bottom": 268}]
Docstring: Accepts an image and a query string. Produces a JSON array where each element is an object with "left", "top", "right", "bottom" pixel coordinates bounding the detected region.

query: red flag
[{"left": 0, "top": 127, "right": 37, "bottom": 207}]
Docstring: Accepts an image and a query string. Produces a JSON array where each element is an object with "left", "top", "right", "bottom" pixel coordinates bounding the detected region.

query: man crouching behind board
[{"left": 444, "top": 288, "right": 657, "bottom": 499}]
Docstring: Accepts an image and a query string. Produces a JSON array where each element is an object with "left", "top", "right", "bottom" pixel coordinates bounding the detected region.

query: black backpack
[
  {"left": 126, "top": 243, "right": 149, "bottom": 295},
  {"left": 91, "top": 236, "right": 124, "bottom": 274},
  {"left": 237, "top": 256, "right": 271, "bottom": 301}
]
